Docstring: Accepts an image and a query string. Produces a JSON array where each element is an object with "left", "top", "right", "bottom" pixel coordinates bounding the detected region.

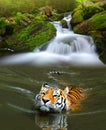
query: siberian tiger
[{"left": 35, "top": 82, "right": 85, "bottom": 112}]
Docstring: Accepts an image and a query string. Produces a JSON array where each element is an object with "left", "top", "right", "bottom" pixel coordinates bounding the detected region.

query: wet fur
[{"left": 35, "top": 83, "right": 85, "bottom": 112}]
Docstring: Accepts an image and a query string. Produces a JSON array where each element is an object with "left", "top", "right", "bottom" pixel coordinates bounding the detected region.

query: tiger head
[
  {"left": 35, "top": 82, "right": 70, "bottom": 112},
  {"left": 35, "top": 82, "right": 85, "bottom": 113}
]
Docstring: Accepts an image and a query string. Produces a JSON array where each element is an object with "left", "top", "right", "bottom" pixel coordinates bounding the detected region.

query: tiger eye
[
  {"left": 53, "top": 95, "right": 57, "bottom": 97},
  {"left": 53, "top": 94, "right": 60, "bottom": 97},
  {"left": 41, "top": 91, "right": 45, "bottom": 95}
]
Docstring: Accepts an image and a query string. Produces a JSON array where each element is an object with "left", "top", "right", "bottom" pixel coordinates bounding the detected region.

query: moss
[
  {"left": 99, "top": 51, "right": 106, "bottom": 64},
  {"left": 73, "top": 27, "right": 78, "bottom": 33},
  {"left": 90, "top": 11, "right": 106, "bottom": 30},
  {"left": 34, "top": 14, "right": 49, "bottom": 21},
  {"left": 25, "top": 22, "right": 56, "bottom": 50},
  {"left": 71, "top": 8, "right": 84, "bottom": 25},
  {"left": 15, "top": 12, "right": 26, "bottom": 24},
  {"left": 0, "top": 12, "right": 57, "bottom": 52},
  {"left": 6, "top": 20, "right": 56, "bottom": 51},
  {"left": 72, "top": 2, "right": 104, "bottom": 25},
  {"left": 83, "top": 4, "right": 104, "bottom": 19},
  {"left": 89, "top": 30, "right": 106, "bottom": 64},
  {"left": 34, "top": 13, "right": 64, "bottom": 22},
  {"left": 73, "top": 11, "right": 106, "bottom": 34},
  {"left": 0, "top": 17, "right": 15, "bottom": 37},
  {"left": 39, "top": 6, "right": 53, "bottom": 17},
  {"left": 72, "top": 10, "right": 106, "bottom": 64},
  {"left": 61, "top": 20, "right": 68, "bottom": 28},
  {"left": 89, "top": 31, "right": 103, "bottom": 50},
  {"left": 0, "top": 18, "right": 6, "bottom": 35}
]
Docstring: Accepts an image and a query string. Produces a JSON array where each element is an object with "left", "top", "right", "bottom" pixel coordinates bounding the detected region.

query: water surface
[{"left": 0, "top": 65, "right": 106, "bottom": 130}]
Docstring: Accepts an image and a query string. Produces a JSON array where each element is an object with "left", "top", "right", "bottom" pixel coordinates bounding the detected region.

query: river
[
  {"left": 0, "top": 65, "right": 106, "bottom": 130},
  {"left": 0, "top": 14, "right": 106, "bottom": 130}
]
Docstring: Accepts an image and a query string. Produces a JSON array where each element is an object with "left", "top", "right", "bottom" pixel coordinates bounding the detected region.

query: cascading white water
[
  {"left": 46, "top": 15, "right": 95, "bottom": 55},
  {"left": 0, "top": 15, "right": 104, "bottom": 66}
]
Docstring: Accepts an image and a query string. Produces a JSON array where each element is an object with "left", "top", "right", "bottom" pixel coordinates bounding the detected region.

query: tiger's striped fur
[{"left": 35, "top": 82, "right": 85, "bottom": 112}]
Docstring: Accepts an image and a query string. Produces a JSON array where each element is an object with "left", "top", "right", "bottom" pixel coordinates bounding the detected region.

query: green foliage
[
  {"left": 76, "top": 0, "right": 91, "bottom": 5},
  {"left": 0, "top": 0, "right": 76, "bottom": 16},
  {"left": 0, "top": 0, "right": 36, "bottom": 16}
]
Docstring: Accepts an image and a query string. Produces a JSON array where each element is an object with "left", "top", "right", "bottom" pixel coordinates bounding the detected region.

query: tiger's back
[{"left": 65, "top": 86, "right": 85, "bottom": 111}]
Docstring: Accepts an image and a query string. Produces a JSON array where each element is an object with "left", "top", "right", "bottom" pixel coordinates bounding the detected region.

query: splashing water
[{"left": 0, "top": 15, "right": 104, "bottom": 66}]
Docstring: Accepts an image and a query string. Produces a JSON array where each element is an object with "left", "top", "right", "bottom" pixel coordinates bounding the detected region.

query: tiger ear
[
  {"left": 42, "top": 82, "right": 50, "bottom": 88},
  {"left": 64, "top": 87, "right": 69, "bottom": 95}
]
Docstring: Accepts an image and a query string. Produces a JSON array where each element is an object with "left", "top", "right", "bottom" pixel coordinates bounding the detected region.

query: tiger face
[{"left": 35, "top": 82, "right": 69, "bottom": 112}]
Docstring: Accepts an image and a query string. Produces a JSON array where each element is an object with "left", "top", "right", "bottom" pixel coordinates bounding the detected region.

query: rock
[
  {"left": 0, "top": 18, "right": 6, "bottom": 36},
  {"left": 83, "top": 3, "right": 104, "bottom": 19},
  {"left": 61, "top": 20, "right": 68, "bottom": 28},
  {"left": 71, "top": 2, "right": 104, "bottom": 26},
  {"left": 39, "top": 6, "right": 53, "bottom": 17},
  {"left": 73, "top": 11, "right": 106, "bottom": 34},
  {"left": 6, "top": 20, "right": 56, "bottom": 51},
  {"left": 73, "top": 11, "right": 106, "bottom": 63},
  {"left": 89, "top": 30, "right": 106, "bottom": 64},
  {"left": 0, "top": 11, "right": 56, "bottom": 52},
  {"left": 71, "top": 8, "right": 84, "bottom": 26},
  {"left": 96, "top": 0, "right": 106, "bottom": 9}
]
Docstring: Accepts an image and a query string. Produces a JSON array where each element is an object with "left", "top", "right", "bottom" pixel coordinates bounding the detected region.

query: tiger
[{"left": 35, "top": 82, "right": 85, "bottom": 112}]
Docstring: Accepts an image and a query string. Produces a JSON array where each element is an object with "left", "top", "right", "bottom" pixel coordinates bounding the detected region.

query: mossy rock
[
  {"left": 95, "top": 0, "right": 106, "bottom": 10},
  {"left": 73, "top": 11, "right": 106, "bottom": 34},
  {"left": 83, "top": 4, "right": 104, "bottom": 19},
  {"left": 90, "top": 11, "right": 106, "bottom": 30},
  {"left": 73, "top": 11, "right": 106, "bottom": 64},
  {"left": 73, "top": 21, "right": 89, "bottom": 34},
  {"left": 39, "top": 6, "right": 53, "bottom": 17},
  {"left": 61, "top": 20, "right": 68, "bottom": 28},
  {"left": 89, "top": 30, "right": 106, "bottom": 64},
  {"left": 15, "top": 12, "right": 34, "bottom": 26},
  {"left": 89, "top": 31, "right": 104, "bottom": 51},
  {"left": 50, "top": 13, "right": 64, "bottom": 21},
  {"left": 0, "top": 18, "right": 6, "bottom": 35},
  {"left": 34, "top": 14, "right": 49, "bottom": 21},
  {"left": 0, "top": 12, "right": 57, "bottom": 52},
  {"left": 35, "top": 12, "right": 64, "bottom": 22},
  {"left": 6, "top": 21, "right": 56, "bottom": 51},
  {"left": 71, "top": 8, "right": 84, "bottom": 26},
  {"left": 0, "top": 17, "right": 14, "bottom": 36}
]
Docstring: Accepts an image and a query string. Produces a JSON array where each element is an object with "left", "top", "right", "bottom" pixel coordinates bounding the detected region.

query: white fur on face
[{"left": 35, "top": 85, "right": 67, "bottom": 112}]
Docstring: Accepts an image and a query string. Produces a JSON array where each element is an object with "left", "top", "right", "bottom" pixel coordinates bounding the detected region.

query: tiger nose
[{"left": 42, "top": 99, "right": 50, "bottom": 104}]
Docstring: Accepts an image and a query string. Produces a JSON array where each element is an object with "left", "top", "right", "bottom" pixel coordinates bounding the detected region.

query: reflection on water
[
  {"left": 7, "top": 102, "right": 68, "bottom": 130},
  {"left": 35, "top": 113, "right": 68, "bottom": 130},
  {"left": 0, "top": 66, "right": 106, "bottom": 130},
  {"left": 6, "top": 102, "right": 106, "bottom": 130}
]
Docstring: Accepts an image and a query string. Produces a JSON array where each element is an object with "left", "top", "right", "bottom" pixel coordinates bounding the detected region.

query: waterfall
[
  {"left": 0, "top": 15, "right": 104, "bottom": 66},
  {"left": 45, "top": 15, "right": 95, "bottom": 55}
]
